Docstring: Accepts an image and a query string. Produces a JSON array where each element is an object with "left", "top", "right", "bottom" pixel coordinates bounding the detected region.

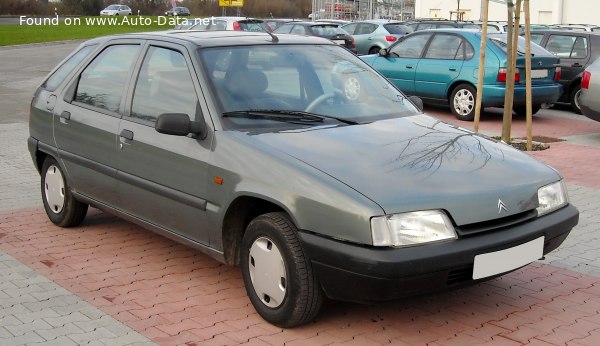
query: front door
[{"left": 117, "top": 43, "right": 212, "bottom": 245}]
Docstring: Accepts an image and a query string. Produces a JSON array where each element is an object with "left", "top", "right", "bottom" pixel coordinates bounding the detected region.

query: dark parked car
[
  {"left": 579, "top": 57, "right": 600, "bottom": 122},
  {"left": 528, "top": 30, "right": 600, "bottom": 113},
  {"left": 341, "top": 20, "right": 412, "bottom": 55},
  {"left": 361, "top": 29, "right": 562, "bottom": 120},
  {"left": 29, "top": 30, "right": 577, "bottom": 327},
  {"left": 274, "top": 21, "right": 356, "bottom": 53},
  {"left": 165, "top": 6, "right": 190, "bottom": 16}
]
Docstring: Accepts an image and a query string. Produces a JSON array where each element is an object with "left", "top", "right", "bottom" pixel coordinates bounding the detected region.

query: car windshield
[
  {"left": 488, "top": 34, "right": 551, "bottom": 56},
  {"left": 239, "top": 21, "right": 270, "bottom": 32},
  {"left": 199, "top": 44, "right": 418, "bottom": 129},
  {"left": 106, "top": 5, "right": 119, "bottom": 10},
  {"left": 311, "top": 25, "right": 345, "bottom": 37}
]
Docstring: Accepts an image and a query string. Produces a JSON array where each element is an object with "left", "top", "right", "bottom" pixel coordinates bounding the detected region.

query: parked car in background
[
  {"left": 404, "top": 20, "right": 482, "bottom": 32},
  {"left": 556, "top": 24, "right": 600, "bottom": 32},
  {"left": 165, "top": 6, "right": 190, "bottom": 16},
  {"left": 179, "top": 17, "right": 271, "bottom": 32},
  {"left": 29, "top": 30, "right": 578, "bottom": 328},
  {"left": 316, "top": 19, "right": 350, "bottom": 26},
  {"left": 100, "top": 4, "right": 131, "bottom": 16},
  {"left": 341, "top": 20, "right": 412, "bottom": 55},
  {"left": 274, "top": 21, "right": 356, "bottom": 53},
  {"left": 263, "top": 18, "right": 300, "bottom": 31},
  {"left": 528, "top": 30, "right": 600, "bottom": 113},
  {"left": 361, "top": 29, "right": 562, "bottom": 120},
  {"left": 579, "top": 57, "right": 600, "bottom": 122}
]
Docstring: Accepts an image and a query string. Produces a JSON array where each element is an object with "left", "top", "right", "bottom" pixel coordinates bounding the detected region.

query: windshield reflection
[{"left": 199, "top": 44, "right": 418, "bottom": 129}]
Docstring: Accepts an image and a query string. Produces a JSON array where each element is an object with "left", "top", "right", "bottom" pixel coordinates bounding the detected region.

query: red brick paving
[{"left": 2, "top": 208, "right": 600, "bottom": 345}]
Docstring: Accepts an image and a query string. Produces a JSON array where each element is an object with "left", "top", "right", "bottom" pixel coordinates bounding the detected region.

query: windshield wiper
[{"left": 222, "top": 109, "right": 358, "bottom": 125}]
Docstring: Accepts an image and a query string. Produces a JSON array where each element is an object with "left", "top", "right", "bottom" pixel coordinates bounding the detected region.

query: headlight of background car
[
  {"left": 371, "top": 210, "right": 457, "bottom": 247},
  {"left": 537, "top": 180, "right": 568, "bottom": 216}
]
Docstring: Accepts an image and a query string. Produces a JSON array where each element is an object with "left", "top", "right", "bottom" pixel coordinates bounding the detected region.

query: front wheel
[
  {"left": 513, "top": 104, "right": 542, "bottom": 117},
  {"left": 41, "top": 157, "right": 88, "bottom": 227},
  {"left": 241, "top": 212, "right": 323, "bottom": 327},
  {"left": 450, "top": 84, "right": 477, "bottom": 121}
]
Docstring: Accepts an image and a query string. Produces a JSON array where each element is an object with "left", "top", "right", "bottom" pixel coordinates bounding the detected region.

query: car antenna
[{"left": 242, "top": 12, "right": 279, "bottom": 43}]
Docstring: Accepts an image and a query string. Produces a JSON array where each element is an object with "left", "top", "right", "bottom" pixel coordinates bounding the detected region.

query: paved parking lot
[{"left": 1, "top": 42, "right": 600, "bottom": 345}]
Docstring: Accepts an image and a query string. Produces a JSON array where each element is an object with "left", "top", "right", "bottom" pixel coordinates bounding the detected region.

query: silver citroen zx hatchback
[{"left": 29, "top": 30, "right": 578, "bottom": 327}]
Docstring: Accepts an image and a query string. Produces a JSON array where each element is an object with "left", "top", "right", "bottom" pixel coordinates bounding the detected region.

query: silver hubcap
[
  {"left": 344, "top": 77, "right": 361, "bottom": 100},
  {"left": 44, "top": 165, "right": 65, "bottom": 214},
  {"left": 574, "top": 89, "right": 582, "bottom": 110},
  {"left": 453, "top": 89, "right": 474, "bottom": 116},
  {"left": 248, "top": 236, "right": 286, "bottom": 308}
]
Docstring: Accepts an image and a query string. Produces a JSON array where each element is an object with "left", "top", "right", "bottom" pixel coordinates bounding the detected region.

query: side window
[
  {"left": 355, "top": 23, "right": 376, "bottom": 35},
  {"left": 546, "top": 35, "right": 576, "bottom": 58},
  {"left": 130, "top": 47, "right": 198, "bottom": 124},
  {"left": 210, "top": 20, "right": 226, "bottom": 31},
  {"left": 390, "top": 34, "right": 431, "bottom": 58},
  {"left": 571, "top": 37, "right": 588, "bottom": 58},
  {"left": 276, "top": 24, "right": 293, "bottom": 34},
  {"left": 74, "top": 45, "right": 138, "bottom": 113},
  {"left": 424, "top": 34, "right": 463, "bottom": 59},
  {"left": 290, "top": 25, "right": 307, "bottom": 35},
  {"left": 43, "top": 44, "right": 96, "bottom": 91},
  {"left": 341, "top": 23, "right": 357, "bottom": 35},
  {"left": 530, "top": 34, "right": 544, "bottom": 45}
]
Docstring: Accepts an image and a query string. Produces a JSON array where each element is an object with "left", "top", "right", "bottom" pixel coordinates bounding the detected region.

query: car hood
[{"left": 238, "top": 115, "right": 560, "bottom": 226}]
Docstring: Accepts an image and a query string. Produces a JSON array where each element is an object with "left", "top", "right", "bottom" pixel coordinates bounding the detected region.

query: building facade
[{"left": 414, "top": 0, "right": 600, "bottom": 25}]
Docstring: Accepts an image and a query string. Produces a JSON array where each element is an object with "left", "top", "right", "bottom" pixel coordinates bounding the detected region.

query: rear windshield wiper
[{"left": 222, "top": 109, "right": 358, "bottom": 125}]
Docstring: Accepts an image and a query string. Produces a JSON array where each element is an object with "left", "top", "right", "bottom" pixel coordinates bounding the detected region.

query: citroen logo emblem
[{"left": 498, "top": 199, "right": 508, "bottom": 213}]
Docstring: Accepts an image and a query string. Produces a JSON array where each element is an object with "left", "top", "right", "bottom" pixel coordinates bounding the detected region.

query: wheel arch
[
  {"left": 221, "top": 195, "right": 289, "bottom": 266},
  {"left": 447, "top": 80, "right": 477, "bottom": 102}
]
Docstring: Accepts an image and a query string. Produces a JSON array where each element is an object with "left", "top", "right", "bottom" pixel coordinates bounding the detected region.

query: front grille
[{"left": 455, "top": 209, "right": 537, "bottom": 237}]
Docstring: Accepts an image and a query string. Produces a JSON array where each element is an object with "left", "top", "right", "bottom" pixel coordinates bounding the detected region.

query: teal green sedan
[{"left": 361, "top": 29, "right": 563, "bottom": 120}]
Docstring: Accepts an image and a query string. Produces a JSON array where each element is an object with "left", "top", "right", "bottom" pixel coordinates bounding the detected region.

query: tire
[
  {"left": 513, "top": 104, "right": 541, "bottom": 117},
  {"left": 41, "top": 157, "right": 88, "bottom": 227},
  {"left": 450, "top": 84, "right": 477, "bottom": 121},
  {"left": 241, "top": 212, "right": 323, "bottom": 327},
  {"left": 570, "top": 84, "right": 582, "bottom": 114},
  {"left": 368, "top": 47, "right": 381, "bottom": 55}
]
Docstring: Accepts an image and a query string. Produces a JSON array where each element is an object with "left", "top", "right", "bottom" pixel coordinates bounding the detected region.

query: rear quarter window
[{"left": 42, "top": 45, "right": 96, "bottom": 91}]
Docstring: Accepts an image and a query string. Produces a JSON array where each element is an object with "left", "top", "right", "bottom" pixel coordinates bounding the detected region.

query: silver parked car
[
  {"left": 579, "top": 57, "right": 600, "bottom": 122},
  {"left": 99, "top": 4, "right": 131, "bottom": 16},
  {"left": 341, "top": 20, "right": 412, "bottom": 55},
  {"left": 29, "top": 31, "right": 578, "bottom": 327}
]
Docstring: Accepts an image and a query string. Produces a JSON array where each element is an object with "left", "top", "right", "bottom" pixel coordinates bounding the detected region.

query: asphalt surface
[{"left": 1, "top": 41, "right": 600, "bottom": 345}]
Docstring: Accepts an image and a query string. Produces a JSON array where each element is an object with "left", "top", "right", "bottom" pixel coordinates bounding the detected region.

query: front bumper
[
  {"left": 300, "top": 204, "right": 578, "bottom": 302},
  {"left": 482, "top": 83, "right": 563, "bottom": 107}
]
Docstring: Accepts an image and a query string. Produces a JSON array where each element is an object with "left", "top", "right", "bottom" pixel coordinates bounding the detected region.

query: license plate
[
  {"left": 332, "top": 39, "right": 345, "bottom": 45},
  {"left": 531, "top": 69, "right": 548, "bottom": 79},
  {"left": 473, "top": 237, "right": 544, "bottom": 280}
]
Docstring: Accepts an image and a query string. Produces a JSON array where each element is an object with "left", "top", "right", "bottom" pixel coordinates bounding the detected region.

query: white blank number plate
[
  {"left": 473, "top": 237, "right": 544, "bottom": 280},
  {"left": 531, "top": 69, "right": 548, "bottom": 79}
]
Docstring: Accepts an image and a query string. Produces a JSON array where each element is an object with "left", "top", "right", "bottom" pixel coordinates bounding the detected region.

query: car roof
[{"left": 82, "top": 30, "right": 333, "bottom": 48}]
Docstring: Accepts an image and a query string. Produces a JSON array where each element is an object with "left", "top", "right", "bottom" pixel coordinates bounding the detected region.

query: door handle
[
  {"left": 119, "top": 129, "right": 134, "bottom": 141},
  {"left": 571, "top": 63, "right": 583, "bottom": 68},
  {"left": 449, "top": 67, "right": 458, "bottom": 71},
  {"left": 60, "top": 111, "right": 71, "bottom": 120},
  {"left": 406, "top": 65, "right": 414, "bottom": 69}
]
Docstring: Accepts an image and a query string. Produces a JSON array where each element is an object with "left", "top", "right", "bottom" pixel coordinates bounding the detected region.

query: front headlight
[
  {"left": 371, "top": 210, "right": 457, "bottom": 247},
  {"left": 537, "top": 180, "right": 568, "bottom": 216}
]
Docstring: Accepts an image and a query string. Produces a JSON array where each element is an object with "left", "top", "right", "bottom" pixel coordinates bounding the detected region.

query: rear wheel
[
  {"left": 570, "top": 84, "right": 582, "bottom": 114},
  {"left": 241, "top": 212, "right": 323, "bottom": 327},
  {"left": 368, "top": 47, "right": 381, "bottom": 55},
  {"left": 41, "top": 157, "right": 88, "bottom": 227},
  {"left": 450, "top": 84, "right": 477, "bottom": 121},
  {"left": 513, "top": 104, "right": 542, "bottom": 117}
]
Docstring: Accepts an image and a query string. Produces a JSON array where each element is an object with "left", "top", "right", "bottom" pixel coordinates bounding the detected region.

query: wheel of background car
[
  {"left": 513, "top": 104, "right": 542, "bottom": 117},
  {"left": 241, "top": 212, "right": 323, "bottom": 327},
  {"left": 570, "top": 84, "right": 582, "bottom": 114},
  {"left": 41, "top": 157, "right": 88, "bottom": 227},
  {"left": 450, "top": 84, "right": 477, "bottom": 121},
  {"left": 368, "top": 47, "right": 381, "bottom": 55}
]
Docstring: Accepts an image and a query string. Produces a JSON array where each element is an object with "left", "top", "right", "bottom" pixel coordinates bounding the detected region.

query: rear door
[
  {"left": 543, "top": 33, "right": 590, "bottom": 87},
  {"left": 116, "top": 42, "right": 213, "bottom": 245},
  {"left": 352, "top": 23, "right": 378, "bottom": 54},
  {"left": 54, "top": 41, "right": 141, "bottom": 206},
  {"left": 414, "top": 33, "right": 469, "bottom": 100},
  {"left": 370, "top": 33, "right": 432, "bottom": 95}
]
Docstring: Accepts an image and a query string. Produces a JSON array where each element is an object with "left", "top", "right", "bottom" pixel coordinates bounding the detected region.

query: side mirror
[
  {"left": 379, "top": 48, "right": 389, "bottom": 57},
  {"left": 155, "top": 113, "right": 207, "bottom": 140},
  {"left": 408, "top": 95, "right": 424, "bottom": 112}
]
